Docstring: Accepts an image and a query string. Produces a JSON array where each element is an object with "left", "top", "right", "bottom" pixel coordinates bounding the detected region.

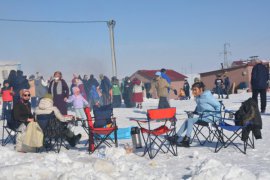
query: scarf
[{"left": 51, "top": 80, "right": 62, "bottom": 96}]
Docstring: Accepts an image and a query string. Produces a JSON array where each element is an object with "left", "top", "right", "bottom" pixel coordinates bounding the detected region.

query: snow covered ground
[{"left": 1, "top": 92, "right": 270, "bottom": 180}]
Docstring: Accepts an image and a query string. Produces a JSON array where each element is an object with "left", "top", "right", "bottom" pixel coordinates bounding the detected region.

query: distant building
[
  {"left": 130, "top": 69, "right": 187, "bottom": 99},
  {"left": 0, "top": 61, "right": 21, "bottom": 84},
  {"left": 200, "top": 60, "right": 270, "bottom": 93}
]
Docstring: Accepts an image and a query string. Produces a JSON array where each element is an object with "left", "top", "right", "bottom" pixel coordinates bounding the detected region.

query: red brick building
[{"left": 200, "top": 60, "right": 270, "bottom": 93}]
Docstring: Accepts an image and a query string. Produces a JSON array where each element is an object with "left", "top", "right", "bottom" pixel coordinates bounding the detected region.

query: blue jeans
[
  {"left": 2, "top": 101, "right": 13, "bottom": 119},
  {"left": 177, "top": 116, "right": 215, "bottom": 138},
  {"left": 216, "top": 86, "right": 223, "bottom": 98}
]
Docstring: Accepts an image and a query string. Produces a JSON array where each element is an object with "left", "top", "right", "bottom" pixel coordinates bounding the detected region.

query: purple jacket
[{"left": 66, "top": 94, "right": 89, "bottom": 109}]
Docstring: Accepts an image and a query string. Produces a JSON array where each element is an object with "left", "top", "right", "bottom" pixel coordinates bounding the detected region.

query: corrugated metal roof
[{"left": 136, "top": 69, "right": 187, "bottom": 81}]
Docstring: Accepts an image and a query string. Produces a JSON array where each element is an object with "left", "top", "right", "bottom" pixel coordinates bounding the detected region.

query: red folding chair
[
  {"left": 84, "top": 106, "right": 118, "bottom": 153},
  {"left": 131, "top": 107, "right": 177, "bottom": 159}
]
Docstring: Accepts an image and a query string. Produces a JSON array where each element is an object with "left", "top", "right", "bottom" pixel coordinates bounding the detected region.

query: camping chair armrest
[
  {"left": 201, "top": 110, "right": 221, "bottom": 118},
  {"left": 184, "top": 111, "right": 202, "bottom": 118},
  {"left": 199, "top": 111, "right": 222, "bottom": 124}
]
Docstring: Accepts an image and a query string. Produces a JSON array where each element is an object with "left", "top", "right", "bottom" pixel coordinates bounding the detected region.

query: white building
[{"left": 0, "top": 61, "right": 21, "bottom": 84}]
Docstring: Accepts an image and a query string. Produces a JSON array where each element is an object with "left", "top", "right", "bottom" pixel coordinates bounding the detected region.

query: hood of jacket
[{"left": 37, "top": 98, "right": 54, "bottom": 110}]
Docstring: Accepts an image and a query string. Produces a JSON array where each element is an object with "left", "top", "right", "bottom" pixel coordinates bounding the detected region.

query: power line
[
  {"left": 0, "top": 18, "right": 118, "bottom": 77},
  {"left": 0, "top": 18, "right": 108, "bottom": 24}
]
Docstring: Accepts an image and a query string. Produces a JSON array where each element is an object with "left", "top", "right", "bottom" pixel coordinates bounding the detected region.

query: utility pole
[
  {"left": 220, "top": 43, "right": 231, "bottom": 68},
  {"left": 107, "top": 20, "right": 117, "bottom": 77}
]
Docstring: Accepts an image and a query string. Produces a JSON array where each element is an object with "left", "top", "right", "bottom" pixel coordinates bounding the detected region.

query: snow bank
[{"left": 191, "top": 159, "right": 257, "bottom": 180}]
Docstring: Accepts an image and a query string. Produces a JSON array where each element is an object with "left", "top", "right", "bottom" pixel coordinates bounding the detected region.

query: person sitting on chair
[
  {"left": 35, "top": 93, "right": 81, "bottom": 147},
  {"left": 174, "top": 82, "right": 221, "bottom": 147},
  {"left": 13, "top": 89, "right": 35, "bottom": 152}
]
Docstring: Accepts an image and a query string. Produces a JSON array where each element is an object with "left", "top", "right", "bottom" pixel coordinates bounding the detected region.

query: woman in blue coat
[{"left": 176, "top": 82, "right": 221, "bottom": 147}]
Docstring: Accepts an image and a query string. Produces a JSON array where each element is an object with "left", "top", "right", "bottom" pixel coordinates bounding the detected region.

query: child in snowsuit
[{"left": 65, "top": 87, "right": 89, "bottom": 123}]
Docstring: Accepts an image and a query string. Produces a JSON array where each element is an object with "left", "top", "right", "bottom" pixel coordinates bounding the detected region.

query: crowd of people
[
  {"left": 0, "top": 61, "right": 267, "bottom": 152},
  {"left": 0, "top": 69, "right": 153, "bottom": 152}
]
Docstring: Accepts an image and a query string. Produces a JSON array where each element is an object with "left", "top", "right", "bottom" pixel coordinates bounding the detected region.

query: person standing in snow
[
  {"left": 214, "top": 74, "right": 224, "bottom": 99},
  {"left": 150, "top": 72, "right": 177, "bottom": 109},
  {"left": 99, "top": 74, "right": 112, "bottom": 106},
  {"left": 82, "top": 75, "right": 90, "bottom": 101},
  {"left": 183, "top": 79, "right": 190, "bottom": 99},
  {"left": 0, "top": 80, "right": 14, "bottom": 119},
  {"left": 132, "top": 78, "right": 144, "bottom": 109},
  {"left": 122, "top": 77, "right": 135, "bottom": 108},
  {"left": 71, "top": 76, "right": 87, "bottom": 100},
  {"left": 160, "top": 68, "right": 171, "bottom": 93},
  {"left": 223, "top": 74, "right": 230, "bottom": 99},
  {"left": 35, "top": 75, "right": 48, "bottom": 103},
  {"left": 48, "top": 71, "right": 69, "bottom": 115},
  {"left": 89, "top": 85, "right": 101, "bottom": 108},
  {"left": 251, "top": 60, "right": 269, "bottom": 113},
  {"left": 111, "top": 76, "right": 122, "bottom": 108},
  {"left": 88, "top": 74, "right": 99, "bottom": 90}
]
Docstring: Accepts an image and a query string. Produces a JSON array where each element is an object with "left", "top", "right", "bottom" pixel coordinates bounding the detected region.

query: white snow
[{"left": 1, "top": 92, "right": 270, "bottom": 180}]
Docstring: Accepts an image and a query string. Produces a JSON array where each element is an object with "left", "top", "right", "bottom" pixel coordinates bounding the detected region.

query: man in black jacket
[{"left": 251, "top": 60, "right": 269, "bottom": 113}]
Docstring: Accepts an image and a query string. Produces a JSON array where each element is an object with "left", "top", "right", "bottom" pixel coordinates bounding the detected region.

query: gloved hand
[{"left": 173, "top": 89, "right": 177, "bottom": 95}]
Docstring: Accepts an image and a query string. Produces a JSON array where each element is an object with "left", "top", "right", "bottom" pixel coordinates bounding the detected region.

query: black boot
[
  {"left": 67, "top": 134, "right": 82, "bottom": 147},
  {"left": 177, "top": 136, "right": 190, "bottom": 147}
]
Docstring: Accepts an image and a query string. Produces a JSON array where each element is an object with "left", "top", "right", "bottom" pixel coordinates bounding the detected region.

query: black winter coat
[
  {"left": 251, "top": 63, "right": 269, "bottom": 89},
  {"left": 13, "top": 100, "right": 33, "bottom": 126},
  {"left": 235, "top": 98, "right": 262, "bottom": 140}
]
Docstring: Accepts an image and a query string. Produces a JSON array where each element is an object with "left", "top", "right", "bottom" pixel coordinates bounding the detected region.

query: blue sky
[{"left": 0, "top": 0, "right": 270, "bottom": 81}]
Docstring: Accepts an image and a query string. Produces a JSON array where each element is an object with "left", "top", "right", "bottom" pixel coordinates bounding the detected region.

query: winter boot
[
  {"left": 177, "top": 136, "right": 190, "bottom": 147},
  {"left": 67, "top": 134, "right": 82, "bottom": 147},
  {"left": 73, "top": 134, "right": 82, "bottom": 146}
]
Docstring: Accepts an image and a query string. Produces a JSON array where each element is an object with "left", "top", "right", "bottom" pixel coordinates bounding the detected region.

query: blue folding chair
[{"left": 214, "top": 110, "right": 255, "bottom": 154}]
